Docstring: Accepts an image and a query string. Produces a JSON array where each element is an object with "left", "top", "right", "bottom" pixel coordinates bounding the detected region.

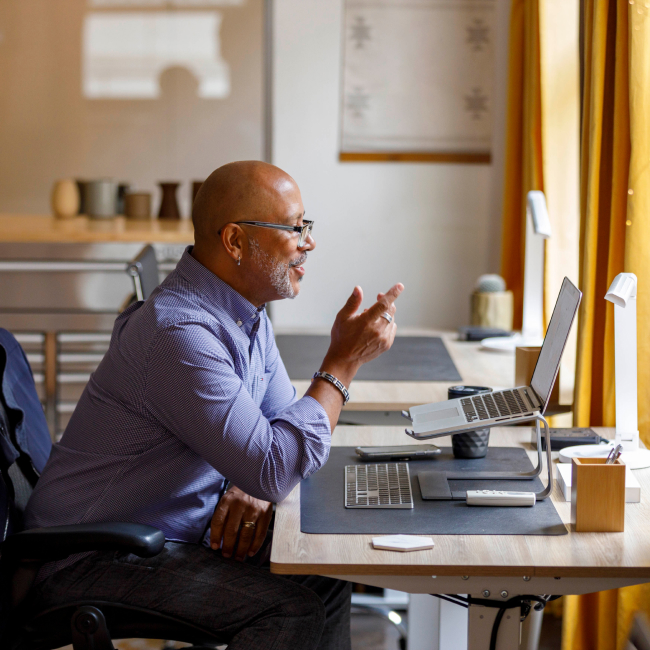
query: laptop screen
[{"left": 530, "top": 277, "right": 582, "bottom": 410}]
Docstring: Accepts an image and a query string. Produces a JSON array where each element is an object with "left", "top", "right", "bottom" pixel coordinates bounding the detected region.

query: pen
[{"left": 606, "top": 444, "right": 623, "bottom": 464}]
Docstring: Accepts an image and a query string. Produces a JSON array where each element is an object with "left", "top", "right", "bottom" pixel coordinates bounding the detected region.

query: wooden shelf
[{"left": 0, "top": 214, "right": 194, "bottom": 244}]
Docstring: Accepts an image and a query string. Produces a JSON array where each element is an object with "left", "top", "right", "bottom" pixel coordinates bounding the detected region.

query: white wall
[{"left": 270, "top": 0, "right": 509, "bottom": 330}]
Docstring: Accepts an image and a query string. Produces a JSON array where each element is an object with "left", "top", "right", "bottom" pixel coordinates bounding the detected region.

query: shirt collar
[{"left": 175, "top": 246, "right": 263, "bottom": 326}]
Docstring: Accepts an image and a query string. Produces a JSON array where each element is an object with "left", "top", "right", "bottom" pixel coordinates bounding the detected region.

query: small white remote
[{"left": 466, "top": 490, "right": 536, "bottom": 507}]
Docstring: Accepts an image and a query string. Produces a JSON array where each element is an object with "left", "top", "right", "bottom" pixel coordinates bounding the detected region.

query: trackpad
[
  {"left": 419, "top": 407, "right": 460, "bottom": 424},
  {"left": 418, "top": 471, "right": 452, "bottom": 500}
]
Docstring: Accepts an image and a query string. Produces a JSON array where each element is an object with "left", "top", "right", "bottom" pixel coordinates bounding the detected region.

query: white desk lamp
[
  {"left": 482, "top": 191, "right": 550, "bottom": 351},
  {"left": 605, "top": 273, "right": 650, "bottom": 468},
  {"left": 559, "top": 272, "right": 650, "bottom": 469}
]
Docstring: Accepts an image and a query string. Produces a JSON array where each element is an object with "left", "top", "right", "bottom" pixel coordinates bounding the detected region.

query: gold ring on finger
[{"left": 241, "top": 521, "right": 256, "bottom": 529}]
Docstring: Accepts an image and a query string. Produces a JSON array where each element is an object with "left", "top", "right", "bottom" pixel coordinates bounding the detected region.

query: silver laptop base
[{"left": 406, "top": 415, "right": 554, "bottom": 501}]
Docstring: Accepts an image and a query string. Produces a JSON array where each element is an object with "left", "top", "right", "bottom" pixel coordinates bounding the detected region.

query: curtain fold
[
  {"left": 500, "top": 0, "right": 543, "bottom": 330},
  {"left": 564, "top": 1, "right": 650, "bottom": 648}
]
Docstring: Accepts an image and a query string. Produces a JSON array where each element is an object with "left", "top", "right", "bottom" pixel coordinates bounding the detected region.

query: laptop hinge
[{"left": 525, "top": 386, "right": 543, "bottom": 410}]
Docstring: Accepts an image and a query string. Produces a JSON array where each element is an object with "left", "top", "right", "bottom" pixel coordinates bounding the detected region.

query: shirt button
[{"left": 236, "top": 320, "right": 242, "bottom": 327}]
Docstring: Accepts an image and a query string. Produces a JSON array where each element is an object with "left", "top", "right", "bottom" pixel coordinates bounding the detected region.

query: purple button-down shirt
[{"left": 25, "top": 248, "right": 331, "bottom": 549}]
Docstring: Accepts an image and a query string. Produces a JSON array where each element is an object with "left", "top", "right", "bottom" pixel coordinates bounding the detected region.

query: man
[{"left": 25, "top": 161, "right": 403, "bottom": 649}]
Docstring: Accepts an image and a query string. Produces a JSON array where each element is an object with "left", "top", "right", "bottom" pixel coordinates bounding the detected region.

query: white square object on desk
[
  {"left": 372, "top": 535, "right": 434, "bottom": 552},
  {"left": 556, "top": 462, "right": 641, "bottom": 503}
]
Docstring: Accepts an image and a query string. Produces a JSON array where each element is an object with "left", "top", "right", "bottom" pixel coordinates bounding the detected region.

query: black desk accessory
[
  {"left": 457, "top": 326, "right": 511, "bottom": 341},
  {"left": 532, "top": 427, "right": 604, "bottom": 451},
  {"left": 301, "top": 446, "right": 566, "bottom": 536},
  {"left": 275, "top": 335, "right": 461, "bottom": 381},
  {"left": 448, "top": 385, "right": 492, "bottom": 459}
]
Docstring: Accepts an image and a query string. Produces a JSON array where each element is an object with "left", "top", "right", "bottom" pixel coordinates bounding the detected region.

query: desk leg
[
  {"left": 468, "top": 596, "right": 520, "bottom": 650},
  {"left": 409, "top": 594, "right": 469, "bottom": 650}
]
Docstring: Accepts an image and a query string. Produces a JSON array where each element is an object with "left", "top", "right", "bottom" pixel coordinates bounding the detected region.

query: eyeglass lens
[{"left": 299, "top": 222, "right": 313, "bottom": 247}]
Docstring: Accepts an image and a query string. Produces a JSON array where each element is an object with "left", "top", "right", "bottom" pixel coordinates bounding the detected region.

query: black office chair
[{"left": 0, "top": 336, "right": 224, "bottom": 650}]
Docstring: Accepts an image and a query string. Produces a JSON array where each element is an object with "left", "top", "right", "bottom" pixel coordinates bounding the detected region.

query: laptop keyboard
[
  {"left": 345, "top": 463, "right": 414, "bottom": 509},
  {"left": 460, "top": 390, "right": 530, "bottom": 423}
]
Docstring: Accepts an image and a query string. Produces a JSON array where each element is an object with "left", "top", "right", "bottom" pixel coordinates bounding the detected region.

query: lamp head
[
  {"left": 526, "top": 191, "right": 552, "bottom": 238},
  {"left": 605, "top": 273, "right": 637, "bottom": 308}
]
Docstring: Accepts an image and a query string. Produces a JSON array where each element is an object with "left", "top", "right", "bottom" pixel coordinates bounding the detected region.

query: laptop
[{"left": 405, "top": 277, "right": 582, "bottom": 440}]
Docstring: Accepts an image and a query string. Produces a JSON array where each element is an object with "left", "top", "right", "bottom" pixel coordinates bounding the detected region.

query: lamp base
[
  {"left": 558, "top": 443, "right": 650, "bottom": 470},
  {"left": 480, "top": 333, "right": 544, "bottom": 353}
]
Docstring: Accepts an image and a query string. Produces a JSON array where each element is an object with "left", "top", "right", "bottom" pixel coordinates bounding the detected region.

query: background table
[
  {"left": 271, "top": 426, "right": 650, "bottom": 649},
  {"left": 286, "top": 331, "right": 516, "bottom": 412}
]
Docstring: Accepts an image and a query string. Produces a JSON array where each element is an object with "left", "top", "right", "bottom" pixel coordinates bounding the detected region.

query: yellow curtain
[
  {"left": 500, "top": 0, "right": 543, "bottom": 330},
  {"left": 564, "top": 1, "right": 650, "bottom": 648}
]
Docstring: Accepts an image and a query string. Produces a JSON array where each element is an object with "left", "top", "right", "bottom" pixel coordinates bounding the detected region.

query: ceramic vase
[
  {"left": 85, "top": 179, "right": 117, "bottom": 219},
  {"left": 124, "top": 192, "right": 152, "bottom": 220},
  {"left": 75, "top": 180, "right": 87, "bottom": 214},
  {"left": 116, "top": 183, "right": 131, "bottom": 215},
  {"left": 158, "top": 182, "right": 181, "bottom": 220},
  {"left": 51, "top": 179, "right": 80, "bottom": 219}
]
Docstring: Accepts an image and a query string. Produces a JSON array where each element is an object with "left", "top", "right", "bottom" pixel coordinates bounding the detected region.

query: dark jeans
[{"left": 28, "top": 541, "right": 351, "bottom": 650}]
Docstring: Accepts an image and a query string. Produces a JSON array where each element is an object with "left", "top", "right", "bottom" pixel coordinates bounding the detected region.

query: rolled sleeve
[{"left": 144, "top": 322, "right": 331, "bottom": 502}]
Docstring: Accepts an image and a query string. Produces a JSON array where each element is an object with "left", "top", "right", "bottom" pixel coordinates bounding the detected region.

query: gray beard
[{"left": 249, "top": 238, "right": 302, "bottom": 300}]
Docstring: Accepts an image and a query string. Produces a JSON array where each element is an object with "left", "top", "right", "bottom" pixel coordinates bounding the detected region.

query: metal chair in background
[{"left": 126, "top": 244, "right": 160, "bottom": 302}]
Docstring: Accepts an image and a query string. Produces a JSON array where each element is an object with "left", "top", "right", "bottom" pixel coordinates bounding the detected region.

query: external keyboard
[
  {"left": 345, "top": 463, "right": 414, "bottom": 509},
  {"left": 460, "top": 389, "right": 531, "bottom": 423}
]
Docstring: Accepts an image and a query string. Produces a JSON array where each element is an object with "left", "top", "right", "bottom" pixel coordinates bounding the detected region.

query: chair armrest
[{"left": 1, "top": 522, "right": 165, "bottom": 561}]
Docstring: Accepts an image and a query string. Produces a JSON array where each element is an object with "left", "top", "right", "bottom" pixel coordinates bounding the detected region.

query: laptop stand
[{"left": 418, "top": 415, "right": 554, "bottom": 501}]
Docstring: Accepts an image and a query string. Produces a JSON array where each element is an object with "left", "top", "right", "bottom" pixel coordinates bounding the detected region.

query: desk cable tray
[{"left": 345, "top": 462, "right": 414, "bottom": 509}]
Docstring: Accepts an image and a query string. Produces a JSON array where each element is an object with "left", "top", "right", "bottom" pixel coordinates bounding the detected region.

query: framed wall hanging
[{"left": 340, "top": 0, "right": 496, "bottom": 163}]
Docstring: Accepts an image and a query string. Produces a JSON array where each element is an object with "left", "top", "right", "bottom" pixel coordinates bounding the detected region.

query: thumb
[{"left": 338, "top": 286, "right": 363, "bottom": 319}]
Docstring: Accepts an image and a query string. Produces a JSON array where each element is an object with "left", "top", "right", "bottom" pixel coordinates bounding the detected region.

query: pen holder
[{"left": 571, "top": 458, "right": 625, "bottom": 532}]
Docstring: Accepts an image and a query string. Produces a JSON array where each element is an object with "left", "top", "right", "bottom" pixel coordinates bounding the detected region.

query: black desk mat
[
  {"left": 301, "top": 447, "right": 567, "bottom": 536},
  {"left": 276, "top": 335, "right": 461, "bottom": 381}
]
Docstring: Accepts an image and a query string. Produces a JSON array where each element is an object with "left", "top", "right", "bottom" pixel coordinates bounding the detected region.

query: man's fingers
[
  {"left": 337, "top": 286, "right": 363, "bottom": 320},
  {"left": 368, "top": 284, "right": 404, "bottom": 319},
  {"left": 221, "top": 510, "right": 243, "bottom": 558},
  {"left": 210, "top": 501, "right": 229, "bottom": 550},
  {"left": 249, "top": 505, "right": 274, "bottom": 557},
  {"left": 234, "top": 523, "right": 257, "bottom": 561}
]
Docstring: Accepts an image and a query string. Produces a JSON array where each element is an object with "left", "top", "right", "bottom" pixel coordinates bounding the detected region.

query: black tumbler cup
[{"left": 448, "top": 385, "right": 493, "bottom": 459}]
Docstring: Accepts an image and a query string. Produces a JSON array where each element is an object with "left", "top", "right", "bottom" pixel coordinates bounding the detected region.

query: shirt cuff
[{"left": 272, "top": 395, "right": 332, "bottom": 479}]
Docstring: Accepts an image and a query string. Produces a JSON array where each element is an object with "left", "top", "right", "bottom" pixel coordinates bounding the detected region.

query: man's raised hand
[{"left": 323, "top": 283, "right": 404, "bottom": 379}]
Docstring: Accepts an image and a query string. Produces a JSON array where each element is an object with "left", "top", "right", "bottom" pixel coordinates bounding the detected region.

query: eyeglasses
[{"left": 221, "top": 220, "right": 314, "bottom": 248}]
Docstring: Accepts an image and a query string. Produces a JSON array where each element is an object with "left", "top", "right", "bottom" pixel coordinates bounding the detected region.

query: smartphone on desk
[{"left": 355, "top": 445, "right": 441, "bottom": 461}]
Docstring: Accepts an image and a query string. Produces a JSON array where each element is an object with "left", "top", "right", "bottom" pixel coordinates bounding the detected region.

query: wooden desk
[
  {"left": 271, "top": 426, "right": 650, "bottom": 649},
  {"left": 290, "top": 331, "right": 515, "bottom": 412},
  {"left": 0, "top": 214, "right": 194, "bottom": 244}
]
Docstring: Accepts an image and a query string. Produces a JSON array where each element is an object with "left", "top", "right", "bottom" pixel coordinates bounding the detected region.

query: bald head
[{"left": 192, "top": 161, "right": 300, "bottom": 244}]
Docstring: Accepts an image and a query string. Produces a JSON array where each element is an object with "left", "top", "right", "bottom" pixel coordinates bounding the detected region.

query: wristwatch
[{"left": 312, "top": 371, "right": 350, "bottom": 405}]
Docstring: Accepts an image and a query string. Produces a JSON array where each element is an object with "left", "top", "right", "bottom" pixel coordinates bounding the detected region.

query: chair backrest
[
  {"left": 126, "top": 245, "right": 159, "bottom": 301},
  {"left": 0, "top": 333, "right": 51, "bottom": 542}
]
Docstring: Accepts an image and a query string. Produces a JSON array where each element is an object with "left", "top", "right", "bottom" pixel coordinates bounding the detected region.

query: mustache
[{"left": 289, "top": 252, "right": 308, "bottom": 267}]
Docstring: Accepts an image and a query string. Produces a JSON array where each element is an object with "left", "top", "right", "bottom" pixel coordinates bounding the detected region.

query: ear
[{"left": 220, "top": 224, "right": 246, "bottom": 264}]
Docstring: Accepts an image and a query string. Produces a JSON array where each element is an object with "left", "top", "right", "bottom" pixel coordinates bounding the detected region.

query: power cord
[{"left": 430, "top": 594, "right": 561, "bottom": 650}]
